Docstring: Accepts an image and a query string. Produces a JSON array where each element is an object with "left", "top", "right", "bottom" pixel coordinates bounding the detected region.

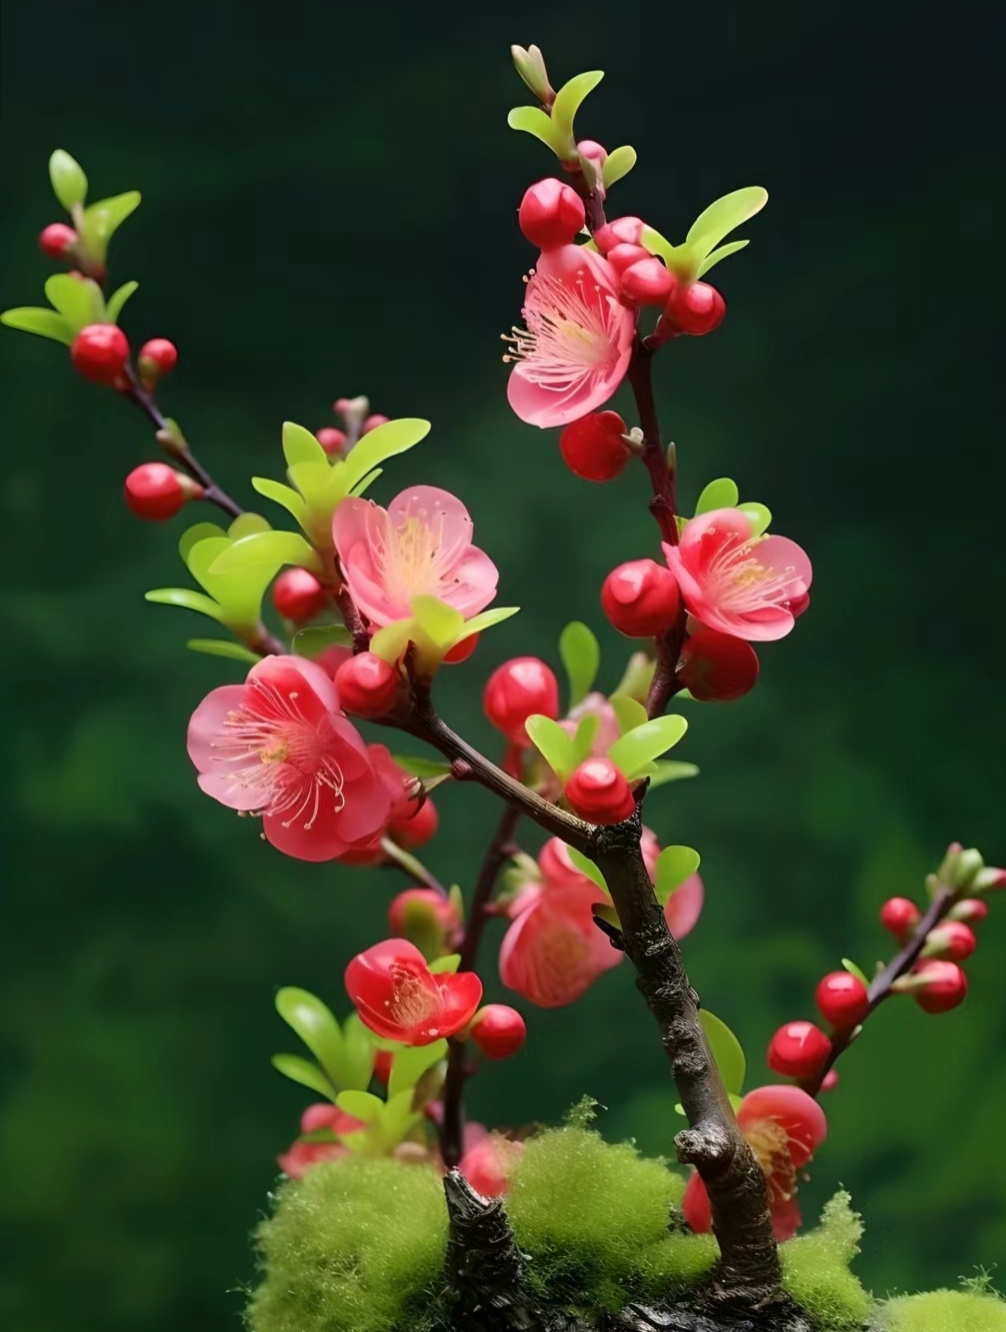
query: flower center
[
  {"left": 702, "top": 528, "right": 799, "bottom": 611},
  {"left": 386, "top": 965, "right": 441, "bottom": 1029},
  {"left": 745, "top": 1118, "right": 800, "bottom": 1205},
  {"left": 502, "top": 266, "right": 621, "bottom": 391},
  {"left": 373, "top": 511, "right": 460, "bottom": 607}
]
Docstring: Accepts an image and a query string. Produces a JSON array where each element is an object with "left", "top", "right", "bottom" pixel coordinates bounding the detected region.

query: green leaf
[
  {"left": 49, "top": 149, "right": 87, "bottom": 209},
  {"left": 525, "top": 714, "right": 577, "bottom": 781},
  {"left": 78, "top": 191, "right": 142, "bottom": 260},
  {"left": 179, "top": 521, "right": 227, "bottom": 563},
  {"left": 291, "top": 624, "right": 353, "bottom": 657},
  {"left": 559, "top": 621, "right": 600, "bottom": 707},
  {"left": 602, "top": 145, "right": 637, "bottom": 188},
  {"left": 228, "top": 512, "right": 272, "bottom": 539},
  {"left": 640, "top": 225, "right": 677, "bottom": 267},
  {"left": 392, "top": 755, "right": 453, "bottom": 779},
  {"left": 388, "top": 1040, "right": 448, "bottom": 1099},
  {"left": 411, "top": 596, "right": 464, "bottom": 649},
  {"left": 145, "top": 588, "right": 226, "bottom": 621},
  {"left": 566, "top": 846, "right": 608, "bottom": 893},
  {"left": 551, "top": 71, "right": 604, "bottom": 160},
  {"left": 608, "top": 714, "right": 688, "bottom": 778},
  {"left": 350, "top": 467, "right": 382, "bottom": 497},
  {"left": 507, "top": 105, "right": 559, "bottom": 152},
  {"left": 428, "top": 954, "right": 461, "bottom": 975},
  {"left": 695, "top": 477, "right": 739, "bottom": 515},
  {"left": 105, "top": 280, "right": 138, "bottom": 325},
  {"left": 842, "top": 958, "right": 870, "bottom": 987},
  {"left": 649, "top": 760, "right": 700, "bottom": 788},
  {"left": 209, "top": 529, "right": 320, "bottom": 576},
  {"left": 738, "top": 501, "right": 772, "bottom": 537},
  {"left": 699, "top": 1010, "right": 746, "bottom": 1097},
  {"left": 654, "top": 846, "right": 701, "bottom": 905},
  {"left": 609, "top": 693, "right": 648, "bottom": 736},
  {"left": 685, "top": 187, "right": 768, "bottom": 259},
  {"left": 186, "top": 638, "right": 259, "bottom": 664},
  {"left": 380, "top": 1088, "right": 423, "bottom": 1143},
  {"left": 271, "top": 1053, "right": 339, "bottom": 1102},
  {"left": 275, "top": 988, "right": 346, "bottom": 1087},
  {"left": 697, "top": 239, "right": 749, "bottom": 278},
  {"left": 282, "top": 421, "right": 327, "bottom": 469},
  {"left": 341, "top": 418, "right": 432, "bottom": 493},
  {"left": 336, "top": 1090, "right": 384, "bottom": 1124},
  {"left": 340, "top": 1014, "right": 376, "bottom": 1091},
  {"left": 0, "top": 307, "right": 73, "bottom": 344},
  {"left": 369, "top": 618, "right": 414, "bottom": 665},
  {"left": 44, "top": 274, "right": 104, "bottom": 333},
  {"left": 570, "top": 712, "right": 600, "bottom": 766},
  {"left": 252, "top": 477, "right": 308, "bottom": 527}
]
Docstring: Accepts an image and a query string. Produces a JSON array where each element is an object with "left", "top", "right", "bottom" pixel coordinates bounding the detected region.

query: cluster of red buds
[{"left": 316, "top": 395, "right": 390, "bottom": 457}]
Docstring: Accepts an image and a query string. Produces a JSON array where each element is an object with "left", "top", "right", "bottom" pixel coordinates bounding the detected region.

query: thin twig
[{"left": 379, "top": 837, "right": 449, "bottom": 897}]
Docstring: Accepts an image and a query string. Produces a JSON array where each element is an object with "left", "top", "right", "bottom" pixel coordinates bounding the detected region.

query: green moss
[
  {"left": 506, "top": 1125, "right": 715, "bottom": 1311},
  {"left": 780, "top": 1191, "right": 871, "bottom": 1329},
  {"left": 880, "top": 1289, "right": 1006, "bottom": 1332},
  {"left": 246, "top": 1157, "right": 448, "bottom": 1332}
]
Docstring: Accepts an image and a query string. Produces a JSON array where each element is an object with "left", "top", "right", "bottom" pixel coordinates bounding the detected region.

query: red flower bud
[
  {"left": 71, "top": 323, "right": 129, "bottom": 385},
  {"left": 559, "top": 411, "right": 631, "bottom": 482},
  {"left": 879, "top": 897, "right": 921, "bottom": 939},
  {"left": 334, "top": 651, "right": 401, "bottom": 718},
  {"left": 316, "top": 427, "right": 347, "bottom": 455},
  {"left": 137, "top": 338, "right": 178, "bottom": 388},
  {"left": 662, "top": 281, "right": 726, "bottom": 337},
  {"left": 444, "top": 632, "right": 480, "bottom": 663},
  {"left": 372, "top": 1050, "right": 393, "bottom": 1085},
  {"left": 593, "top": 216, "right": 644, "bottom": 255},
  {"left": 345, "top": 939, "right": 482, "bottom": 1044},
  {"left": 605, "top": 243, "right": 652, "bottom": 276},
  {"left": 912, "top": 959, "right": 968, "bottom": 1014},
  {"left": 949, "top": 898, "right": 988, "bottom": 924},
  {"left": 518, "top": 178, "right": 586, "bottom": 251},
  {"left": 38, "top": 222, "right": 77, "bottom": 258},
  {"left": 601, "top": 559, "right": 681, "bottom": 637},
  {"left": 362, "top": 414, "right": 390, "bottom": 433},
  {"left": 483, "top": 656, "right": 560, "bottom": 745},
  {"left": 820, "top": 1069, "right": 840, "bottom": 1093},
  {"left": 677, "top": 629, "right": 759, "bottom": 701},
  {"left": 815, "top": 971, "right": 870, "bottom": 1028},
  {"left": 271, "top": 568, "right": 327, "bottom": 624},
  {"left": 124, "top": 462, "right": 201, "bottom": 520},
  {"left": 564, "top": 757, "right": 636, "bottom": 824},
  {"left": 388, "top": 887, "right": 462, "bottom": 958},
  {"left": 922, "top": 920, "right": 977, "bottom": 962},
  {"left": 388, "top": 797, "right": 439, "bottom": 850},
  {"left": 470, "top": 1005, "right": 527, "bottom": 1060},
  {"left": 766, "top": 1021, "right": 832, "bottom": 1079},
  {"left": 620, "top": 257, "right": 676, "bottom": 307}
]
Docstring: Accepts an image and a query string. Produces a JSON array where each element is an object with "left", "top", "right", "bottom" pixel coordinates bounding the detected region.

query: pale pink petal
[
  {"left": 187, "top": 686, "right": 252, "bottom": 779},
  {"left": 769, "top": 1196, "right": 803, "bottom": 1242},
  {"left": 664, "top": 872, "right": 704, "bottom": 940},
  {"left": 499, "top": 882, "right": 621, "bottom": 1008},
  {"left": 387, "top": 486, "right": 475, "bottom": 566}
]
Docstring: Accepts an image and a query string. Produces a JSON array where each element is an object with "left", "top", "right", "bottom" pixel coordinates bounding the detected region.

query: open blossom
[
  {"left": 663, "top": 508, "right": 812, "bottom": 642},
  {"left": 505, "top": 244, "right": 635, "bottom": 429},
  {"left": 187, "top": 655, "right": 391, "bottom": 862},
  {"left": 683, "top": 1085, "right": 827, "bottom": 1241},
  {"left": 345, "top": 939, "right": 483, "bottom": 1045},
  {"left": 333, "top": 486, "right": 498, "bottom": 628},
  {"left": 277, "top": 1103, "right": 364, "bottom": 1178}
]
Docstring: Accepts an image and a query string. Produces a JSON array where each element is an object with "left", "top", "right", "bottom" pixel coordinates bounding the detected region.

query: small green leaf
[
  {"left": 738, "top": 501, "right": 772, "bottom": 537},
  {"left": 186, "top": 638, "right": 259, "bottom": 664},
  {"left": 655, "top": 845, "right": 701, "bottom": 905},
  {"left": 608, "top": 714, "right": 688, "bottom": 778},
  {"left": 559, "top": 621, "right": 600, "bottom": 707},
  {"left": 428, "top": 954, "right": 461, "bottom": 975},
  {"left": 105, "top": 280, "right": 138, "bottom": 324},
  {"left": 282, "top": 421, "right": 327, "bottom": 469},
  {"left": 640, "top": 225, "right": 677, "bottom": 267},
  {"left": 341, "top": 418, "right": 432, "bottom": 493},
  {"left": 602, "top": 145, "right": 637, "bottom": 188},
  {"left": 0, "top": 307, "right": 73, "bottom": 344},
  {"left": 649, "top": 760, "right": 700, "bottom": 788},
  {"left": 697, "top": 239, "right": 749, "bottom": 278},
  {"left": 392, "top": 755, "right": 453, "bottom": 779},
  {"left": 145, "top": 588, "right": 226, "bottom": 621},
  {"left": 44, "top": 273, "right": 104, "bottom": 333},
  {"left": 228, "top": 512, "right": 272, "bottom": 540},
  {"left": 695, "top": 478, "right": 739, "bottom": 515},
  {"left": 369, "top": 618, "right": 414, "bottom": 666},
  {"left": 699, "top": 1010, "right": 746, "bottom": 1097},
  {"left": 566, "top": 846, "right": 608, "bottom": 893},
  {"left": 551, "top": 71, "right": 604, "bottom": 160},
  {"left": 686, "top": 187, "right": 768, "bottom": 259},
  {"left": 49, "top": 149, "right": 87, "bottom": 209},
  {"left": 525, "top": 714, "right": 577, "bottom": 781},
  {"left": 507, "top": 105, "right": 559, "bottom": 152},
  {"left": 380, "top": 1088, "right": 423, "bottom": 1143},
  {"left": 842, "top": 958, "right": 870, "bottom": 987},
  {"left": 252, "top": 477, "right": 308, "bottom": 527},
  {"left": 291, "top": 624, "right": 353, "bottom": 657},
  {"left": 340, "top": 1014, "right": 376, "bottom": 1091},
  {"left": 276, "top": 987, "right": 346, "bottom": 1087},
  {"left": 609, "top": 693, "right": 648, "bottom": 736},
  {"left": 388, "top": 1040, "right": 448, "bottom": 1099},
  {"left": 411, "top": 596, "right": 464, "bottom": 649},
  {"left": 459, "top": 606, "right": 520, "bottom": 638},
  {"left": 79, "top": 191, "right": 141, "bottom": 258},
  {"left": 336, "top": 1090, "right": 384, "bottom": 1123},
  {"left": 350, "top": 467, "right": 382, "bottom": 497},
  {"left": 271, "top": 1053, "right": 339, "bottom": 1102},
  {"left": 209, "top": 529, "right": 320, "bottom": 576},
  {"left": 570, "top": 712, "right": 600, "bottom": 766},
  {"left": 179, "top": 521, "right": 226, "bottom": 563}
]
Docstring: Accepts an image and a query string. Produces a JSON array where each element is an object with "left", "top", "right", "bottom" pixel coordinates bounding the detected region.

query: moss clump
[
  {"left": 780, "top": 1191, "right": 871, "bottom": 1328},
  {"left": 506, "top": 1125, "right": 716, "bottom": 1311},
  {"left": 246, "top": 1156, "right": 448, "bottom": 1332},
  {"left": 879, "top": 1289, "right": 1006, "bottom": 1332}
]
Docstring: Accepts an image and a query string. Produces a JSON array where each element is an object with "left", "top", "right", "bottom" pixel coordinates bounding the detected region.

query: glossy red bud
[
  {"left": 316, "top": 427, "right": 348, "bottom": 455},
  {"left": 71, "top": 323, "right": 129, "bottom": 384},
  {"left": 677, "top": 629, "right": 759, "bottom": 701},
  {"left": 880, "top": 897, "right": 921, "bottom": 938},
  {"left": 518, "top": 178, "right": 585, "bottom": 250},
  {"left": 662, "top": 281, "right": 726, "bottom": 337},
  {"left": 766, "top": 1021, "right": 832, "bottom": 1079},
  {"left": 593, "top": 216, "right": 644, "bottom": 255},
  {"left": 271, "top": 568, "right": 327, "bottom": 624},
  {"left": 564, "top": 758, "right": 636, "bottom": 824},
  {"left": 38, "top": 222, "right": 77, "bottom": 258},
  {"left": 922, "top": 920, "right": 977, "bottom": 962},
  {"left": 388, "top": 797, "right": 439, "bottom": 850},
  {"left": 620, "top": 257, "right": 675, "bottom": 307},
  {"left": 470, "top": 1005, "right": 527, "bottom": 1060},
  {"left": 334, "top": 652, "right": 401, "bottom": 718},
  {"left": 559, "top": 411, "right": 631, "bottom": 482},
  {"left": 137, "top": 338, "right": 178, "bottom": 387},
  {"left": 815, "top": 972, "right": 870, "bottom": 1028},
  {"left": 483, "top": 657, "right": 560, "bottom": 745},
  {"left": 605, "top": 243, "right": 652, "bottom": 276},
  {"left": 912, "top": 959, "right": 968, "bottom": 1013},
  {"left": 124, "top": 463, "right": 200, "bottom": 520},
  {"left": 601, "top": 559, "right": 681, "bottom": 637}
]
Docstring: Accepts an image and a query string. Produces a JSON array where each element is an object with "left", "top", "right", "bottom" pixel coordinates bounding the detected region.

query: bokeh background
[{"left": 2, "top": 1, "right": 1004, "bottom": 1327}]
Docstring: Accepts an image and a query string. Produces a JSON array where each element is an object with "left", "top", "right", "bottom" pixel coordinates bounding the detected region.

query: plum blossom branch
[{"left": 379, "top": 836, "right": 448, "bottom": 897}]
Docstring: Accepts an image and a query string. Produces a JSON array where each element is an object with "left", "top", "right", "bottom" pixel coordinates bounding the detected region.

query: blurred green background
[{"left": 2, "top": 1, "right": 1004, "bottom": 1326}]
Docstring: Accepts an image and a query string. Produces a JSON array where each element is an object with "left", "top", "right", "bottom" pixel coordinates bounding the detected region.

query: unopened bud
[
  {"left": 124, "top": 463, "right": 202, "bottom": 520},
  {"left": 921, "top": 921, "right": 977, "bottom": 962},
  {"left": 511, "top": 44, "right": 555, "bottom": 106},
  {"left": 949, "top": 898, "right": 988, "bottom": 924},
  {"left": 137, "top": 338, "right": 178, "bottom": 389}
]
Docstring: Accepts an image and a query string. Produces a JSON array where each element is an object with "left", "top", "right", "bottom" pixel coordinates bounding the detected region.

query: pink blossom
[
  {"left": 505, "top": 244, "right": 635, "bottom": 428},
  {"left": 333, "top": 486, "right": 498, "bottom": 629},
  {"left": 187, "top": 655, "right": 391, "bottom": 862},
  {"left": 664, "top": 872, "right": 705, "bottom": 939},
  {"left": 277, "top": 1103, "right": 364, "bottom": 1178},
  {"left": 663, "top": 509, "right": 812, "bottom": 642},
  {"left": 560, "top": 691, "right": 621, "bottom": 756},
  {"left": 459, "top": 1128, "right": 525, "bottom": 1197}
]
